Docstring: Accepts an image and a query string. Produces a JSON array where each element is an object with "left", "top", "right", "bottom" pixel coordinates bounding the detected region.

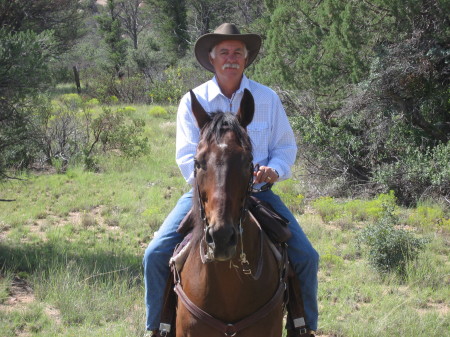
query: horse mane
[
  {"left": 190, "top": 111, "right": 253, "bottom": 245},
  {"left": 203, "top": 112, "right": 253, "bottom": 154}
]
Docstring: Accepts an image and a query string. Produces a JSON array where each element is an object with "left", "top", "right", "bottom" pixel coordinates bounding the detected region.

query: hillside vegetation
[{"left": 1, "top": 0, "right": 448, "bottom": 204}]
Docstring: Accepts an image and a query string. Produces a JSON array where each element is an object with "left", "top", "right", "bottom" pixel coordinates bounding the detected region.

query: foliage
[
  {"left": 96, "top": 0, "right": 129, "bottom": 76},
  {"left": 117, "top": 0, "right": 152, "bottom": 50},
  {"left": 1, "top": 0, "right": 449, "bottom": 207},
  {"left": 145, "top": 0, "right": 189, "bottom": 60},
  {"left": 0, "top": 29, "right": 57, "bottom": 177},
  {"left": 148, "top": 66, "right": 209, "bottom": 104},
  {"left": 84, "top": 71, "right": 149, "bottom": 103},
  {"left": 373, "top": 142, "right": 450, "bottom": 204},
  {"left": 261, "top": 0, "right": 449, "bottom": 204},
  {"left": 357, "top": 203, "right": 428, "bottom": 277},
  {"left": 406, "top": 201, "right": 450, "bottom": 231},
  {"left": 312, "top": 191, "right": 398, "bottom": 223},
  {"left": 0, "top": 0, "right": 85, "bottom": 53},
  {"left": 148, "top": 106, "right": 168, "bottom": 117},
  {"left": 28, "top": 94, "right": 148, "bottom": 172}
]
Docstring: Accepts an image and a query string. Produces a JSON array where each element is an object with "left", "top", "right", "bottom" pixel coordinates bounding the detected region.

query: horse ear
[
  {"left": 190, "top": 90, "right": 210, "bottom": 129},
  {"left": 237, "top": 89, "right": 255, "bottom": 129}
]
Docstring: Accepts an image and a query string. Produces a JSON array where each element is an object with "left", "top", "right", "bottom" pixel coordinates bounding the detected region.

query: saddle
[{"left": 157, "top": 196, "right": 311, "bottom": 337}]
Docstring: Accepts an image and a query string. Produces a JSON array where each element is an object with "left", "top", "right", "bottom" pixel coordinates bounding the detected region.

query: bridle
[
  {"left": 171, "top": 162, "right": 285, "bottom": 337},
  {"left": 195, "top": 160, "right": 252, "bottom": 264},
  {"left": 195, "top": 162, "right": 272, "bottom": 227}
]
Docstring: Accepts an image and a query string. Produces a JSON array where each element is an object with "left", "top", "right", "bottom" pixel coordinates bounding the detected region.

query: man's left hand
[{"left": 253, "top": 166, "right": 279, "bottom": 184}]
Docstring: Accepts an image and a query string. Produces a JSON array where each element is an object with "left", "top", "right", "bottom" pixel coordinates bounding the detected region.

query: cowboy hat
[{"left": 194, "top": 23, "right": 262, "bottom": 73}]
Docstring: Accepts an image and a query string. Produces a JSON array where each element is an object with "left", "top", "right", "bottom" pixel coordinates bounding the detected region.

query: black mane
[{"left": 202, "top": 112, "right": 253, "bottom": 154}]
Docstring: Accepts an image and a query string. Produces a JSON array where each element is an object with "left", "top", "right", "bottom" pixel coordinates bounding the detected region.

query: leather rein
[{"left": 173, "top": 164, "right": 287, "bottom": 336}]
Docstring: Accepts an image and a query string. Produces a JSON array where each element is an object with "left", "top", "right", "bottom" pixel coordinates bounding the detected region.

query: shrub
[
  {"left": 311, "top": 196, "right": 342, "bottom": 222},
  {"left": 86, "top": 98, "right": 100, "bottom": 106},
  {"left": 148, "top": 106, "right": 168, "bottom": 117},
  {"left": 406, "top": 202, "right": 448, "bottom": 229},
  {"left": 373, "top": 143, "right": 450, "bottom": 205},
  {"left": 357, "top": 203, "right": 428, "bottom": 277},
  {"left": 148, "top": 66, "right": 208, "bottom": 104},
  {"left": 123, "top": 106, "right": 137, "bottom": 114}
]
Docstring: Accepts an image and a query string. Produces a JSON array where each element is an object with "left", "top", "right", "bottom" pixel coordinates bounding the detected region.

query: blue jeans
[{"left": 143, "top": 189, "right": 319, "bottom": 331}]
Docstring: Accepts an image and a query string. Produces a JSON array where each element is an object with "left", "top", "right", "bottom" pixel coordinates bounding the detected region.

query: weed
[
  {"left": 148, "top": 105, "right": 168, "bottom": 117},
  {"left": 358, "top": 203, "right": 428, "bottom": 277},
  {"left": 312, "top": 196, "right": 342, "bottom": 222},
  {"left": 81, "top": 213, "right": 97, "bottom": 227},
  {"left": 406, "top": 201, "right": 448, "bottom": 230}
]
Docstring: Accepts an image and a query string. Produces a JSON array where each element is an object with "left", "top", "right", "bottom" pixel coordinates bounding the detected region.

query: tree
[
  {"left": 97, "top": 0, "right": 129, "bottom": 76},
  {"left": 117, "top": 0, "right": 152, "bottom": 49},
  {"left": 0, "top": 0, "right": 84, "bottom": 52},
  {"left": 185, "top": 0, "right": 265, "bottom": 40},
  {"left": 0, "top": 29, "right": 57, "bottom": 178},
  {"left": 145, "top": 0, "right": 188, "bottom": 60}
]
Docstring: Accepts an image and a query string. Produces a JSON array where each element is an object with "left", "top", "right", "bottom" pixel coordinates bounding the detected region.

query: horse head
[{"left": 190, "top": 89, "right": 255, "bottom": 261}]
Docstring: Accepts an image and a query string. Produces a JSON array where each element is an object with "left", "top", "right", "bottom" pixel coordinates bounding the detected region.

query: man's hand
[{"left": 253, "top": 166, "right": 279, "bottom": 184}]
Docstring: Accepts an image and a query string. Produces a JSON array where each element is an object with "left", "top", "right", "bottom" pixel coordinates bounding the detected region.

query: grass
[{"left": 1, "top": 102, "right": 449, "bottom": 336}]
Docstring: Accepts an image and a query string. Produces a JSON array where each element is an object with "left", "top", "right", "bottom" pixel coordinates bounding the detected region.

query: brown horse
[{"left": 174, "top": 89, "right": 285, "bottom": 337}]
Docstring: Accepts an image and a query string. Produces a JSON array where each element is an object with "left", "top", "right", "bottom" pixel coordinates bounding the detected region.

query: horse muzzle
[{"left": 205, "top": 225, "right": 237, "bottom": 261}]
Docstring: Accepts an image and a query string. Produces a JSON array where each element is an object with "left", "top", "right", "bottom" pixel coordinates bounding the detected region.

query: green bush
[
  {"left": 148, "top": 106, "right": 168, "bottom": 117},
  {"left": 311, "top": 196, "right": 342, "bottom": 222},
  {"left": 374, "top": 142, "right": 450, "bottom": 205},
  {"left": 148, "top": 66, "right": 208, "bottom": 104},
  {"left": 358, "top": 203, "right": 428, "bottom": 277},
  {"left": 406, "top": 202, "right": 449, "bottom": 230}
]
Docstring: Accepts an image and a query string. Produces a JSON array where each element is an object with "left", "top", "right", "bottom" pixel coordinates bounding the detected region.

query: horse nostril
[
  {"left": 205, "top": 226, "right": 237, "bottom": 248},
  {"left": 229, "top": 228, "right": 237, "bottom": 246},
  {"left": 205, "top": 227, "right": 214, "bottom": 246}
]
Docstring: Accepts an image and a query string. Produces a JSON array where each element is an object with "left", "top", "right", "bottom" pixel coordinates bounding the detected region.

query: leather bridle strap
[{"left": 174, "top": 281, "right": 285, "bottom": 336}]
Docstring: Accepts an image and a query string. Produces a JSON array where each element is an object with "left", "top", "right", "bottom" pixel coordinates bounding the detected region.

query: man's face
[{"left": 209, "top": 40, "right": 247, "bottom": 82}]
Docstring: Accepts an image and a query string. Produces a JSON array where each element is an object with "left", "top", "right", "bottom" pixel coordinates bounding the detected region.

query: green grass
[{"left": 1, "top": 104, "right": 449, "bottom": 336}]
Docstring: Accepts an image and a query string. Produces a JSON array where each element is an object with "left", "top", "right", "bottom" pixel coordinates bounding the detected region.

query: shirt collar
[{"left": 208, "top": 75, "right": 250, "bottom": 100}]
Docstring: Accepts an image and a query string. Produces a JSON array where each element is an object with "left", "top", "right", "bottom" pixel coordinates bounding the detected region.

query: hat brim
[{"left": 194, "top": 33, "right": 262, "bottom": 73}]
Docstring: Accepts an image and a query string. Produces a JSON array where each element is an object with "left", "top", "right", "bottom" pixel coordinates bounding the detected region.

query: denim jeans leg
[
  {"left": 143, "top": 190, "right": 193, "bottom": 331},
  {"left": 253, "top": 190, "right": 319, "bottom": 331}
]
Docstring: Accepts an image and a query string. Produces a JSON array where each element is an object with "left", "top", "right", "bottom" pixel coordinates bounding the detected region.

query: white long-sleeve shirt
[{"left": 176, "top": 75, "right": 297, "bottom": 186}]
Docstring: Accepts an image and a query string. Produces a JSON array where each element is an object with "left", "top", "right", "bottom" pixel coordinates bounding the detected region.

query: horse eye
[{"left": 194, "top": 159, "right": 205, "bottom": 170}]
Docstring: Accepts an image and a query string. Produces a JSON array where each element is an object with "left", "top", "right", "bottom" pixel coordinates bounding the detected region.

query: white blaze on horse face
[{"left": 218, "top": 143, "right": 228, "bottom": 150}]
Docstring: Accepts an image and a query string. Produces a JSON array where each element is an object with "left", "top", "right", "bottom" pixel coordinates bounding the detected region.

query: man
[{"left": 143, "top": 23, "right": 319, "bottom": 336}]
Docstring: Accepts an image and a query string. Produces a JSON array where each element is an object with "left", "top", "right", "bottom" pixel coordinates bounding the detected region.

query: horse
[{"left": 172, "top": 89, "right": 286, "bottom": 337}]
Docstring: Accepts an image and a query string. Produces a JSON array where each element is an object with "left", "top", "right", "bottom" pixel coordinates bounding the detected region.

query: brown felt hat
[{"left": 194, "top": 23, "right": 262, "bottom": 73}]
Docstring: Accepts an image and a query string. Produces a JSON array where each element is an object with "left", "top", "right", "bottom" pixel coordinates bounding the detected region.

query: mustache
[{"left": 222, "top": 63, "right": 240, "bottom": 70}]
